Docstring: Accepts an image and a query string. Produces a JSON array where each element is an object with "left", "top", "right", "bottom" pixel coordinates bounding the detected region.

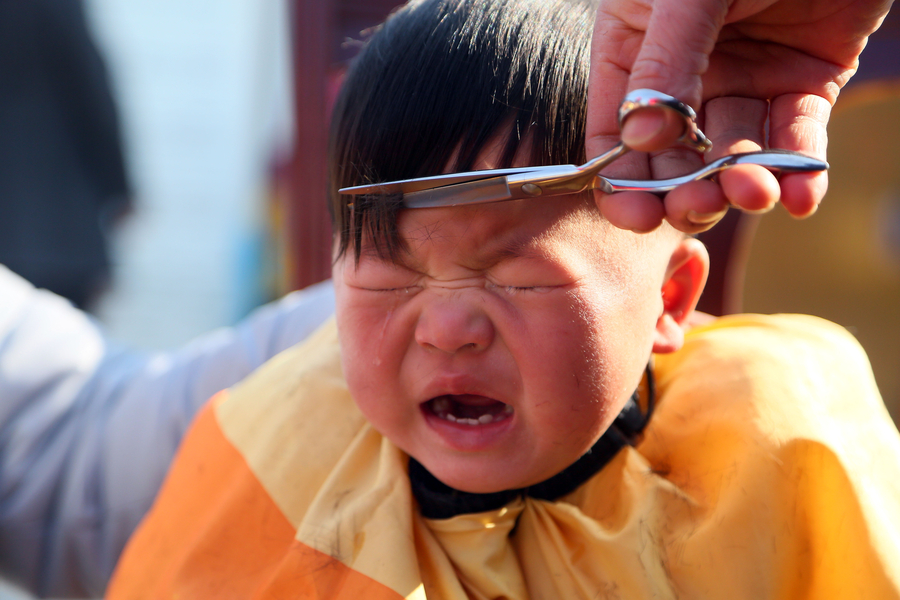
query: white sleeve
[{"left": 0, "top": 266, "right": 335, "bottom": 597}]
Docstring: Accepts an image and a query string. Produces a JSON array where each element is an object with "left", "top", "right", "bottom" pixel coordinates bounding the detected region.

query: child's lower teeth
[
  {"left": 431, "top": 397, "right": 513, "bottom": 425},
  {"left": 442, "top": 413, "right": 496, "bottom": 425}
]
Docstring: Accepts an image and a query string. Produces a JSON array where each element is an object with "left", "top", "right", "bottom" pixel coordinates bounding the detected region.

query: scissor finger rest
[{"left": 604, "top": 150, "right": 828, "bottom": 194}]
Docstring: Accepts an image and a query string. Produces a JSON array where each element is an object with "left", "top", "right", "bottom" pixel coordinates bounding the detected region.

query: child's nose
[{"left": 414, "top": 297, "right": 494, "bottom": 354}]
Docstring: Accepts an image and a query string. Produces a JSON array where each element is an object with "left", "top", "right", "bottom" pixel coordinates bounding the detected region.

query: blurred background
[
  {"left": 0, "top": 2, "right": 898, "bottom": 597},
  {"left": 87, "top": 0, "right": 297, "bottom": 348}
]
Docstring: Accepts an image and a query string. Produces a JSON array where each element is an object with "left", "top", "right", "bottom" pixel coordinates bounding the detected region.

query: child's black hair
[{"left": 329, "top": 0, "right": 598, "bottom": 262}]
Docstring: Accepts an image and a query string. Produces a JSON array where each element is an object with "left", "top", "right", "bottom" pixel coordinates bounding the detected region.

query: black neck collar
[{"left": 410, "top": 367, "right": 655, "bottom": 519}]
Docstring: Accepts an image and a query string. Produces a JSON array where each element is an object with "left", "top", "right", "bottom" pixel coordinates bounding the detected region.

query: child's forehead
[{"left": 388, "top": 197, "right": 607, "bottom": 269}]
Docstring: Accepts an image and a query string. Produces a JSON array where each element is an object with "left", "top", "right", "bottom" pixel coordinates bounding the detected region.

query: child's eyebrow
[
  {"left": 359, "top": 229, "right": 554, "bottom": 272},
  {"left": 494, "top": 235, "right": 545, "bottom": 260},
  {"left": 468, "top": 231, "right": 553, "bottom": 269}
]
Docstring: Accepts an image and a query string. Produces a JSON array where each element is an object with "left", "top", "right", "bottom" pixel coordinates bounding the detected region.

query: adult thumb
[{"left": 620, "top": 0, "right": 730, "bottom": 151}]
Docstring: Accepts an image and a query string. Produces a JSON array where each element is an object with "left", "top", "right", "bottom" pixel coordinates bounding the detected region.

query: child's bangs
[{"left": 329, "top": 0, "right": 597, "bottom": 262}]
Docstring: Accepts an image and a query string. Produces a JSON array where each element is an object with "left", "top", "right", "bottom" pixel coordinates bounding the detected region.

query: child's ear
[{"left": 652, "top": 237, "right": 710, "bottom": 354}]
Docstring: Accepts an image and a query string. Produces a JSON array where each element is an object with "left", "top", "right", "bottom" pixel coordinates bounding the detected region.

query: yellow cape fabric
[{"left": 111, "top": 314, "right": 900, "bottom": 599}]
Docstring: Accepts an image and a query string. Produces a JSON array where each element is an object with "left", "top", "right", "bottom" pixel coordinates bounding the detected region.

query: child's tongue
[{"left": 429, "top": 395, "right": 513, "bottom": 425}]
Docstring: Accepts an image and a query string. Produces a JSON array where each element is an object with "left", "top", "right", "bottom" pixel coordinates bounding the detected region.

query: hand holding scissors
[{"left": 340, "top": 90, "right": 827, "bottom": 213}]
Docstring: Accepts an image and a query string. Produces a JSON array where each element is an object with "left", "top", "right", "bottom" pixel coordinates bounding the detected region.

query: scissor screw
[{"left": 521, "top": 183, "right": 542, "bottom": 196}]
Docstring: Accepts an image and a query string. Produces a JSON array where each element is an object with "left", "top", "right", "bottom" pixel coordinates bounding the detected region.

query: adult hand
[{"left": 586, "top": 0, "right": 894, "bottom": 233}]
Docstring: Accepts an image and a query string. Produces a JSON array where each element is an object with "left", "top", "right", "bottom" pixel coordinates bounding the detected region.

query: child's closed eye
[
  {"left": 491, "top": 283, "right": 557, "bottom": 294},
  {"left": 487, "top": 260, "right": 573, "bottom": 295},
  {"left": 362, "top": 285, "right": 422, "bottom": 294},
  {"left": 345, "top": 257, "right": 422, "bottom": 293}
]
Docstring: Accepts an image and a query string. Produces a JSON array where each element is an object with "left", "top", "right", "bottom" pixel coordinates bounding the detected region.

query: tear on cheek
[{"left": 424, "top": 395, "right": 514, "bottom": 425}]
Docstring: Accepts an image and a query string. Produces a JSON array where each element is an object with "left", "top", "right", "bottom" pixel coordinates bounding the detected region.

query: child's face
[{"left": 334, "top": 181, "right": 697, "bottom": 493}]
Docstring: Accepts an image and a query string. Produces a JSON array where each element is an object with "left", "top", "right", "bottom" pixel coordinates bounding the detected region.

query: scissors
[{"left": 339, "top": 89, "right": 829, "bottom": 209}]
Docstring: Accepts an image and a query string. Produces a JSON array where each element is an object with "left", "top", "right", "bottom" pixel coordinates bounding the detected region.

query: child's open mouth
[{"left": 425, "top": 394, "right": 513, "bottom": 425}]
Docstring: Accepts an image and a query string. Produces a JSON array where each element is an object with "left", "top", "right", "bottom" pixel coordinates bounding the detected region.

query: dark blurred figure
[{"left": 0, "top": 0, "right": 130, "bottom": 312}]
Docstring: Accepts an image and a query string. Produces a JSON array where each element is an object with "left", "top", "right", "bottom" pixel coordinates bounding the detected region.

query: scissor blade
[
  {"left": 403, "top": 177, "right": 513, "bottom": 207},
  {"left": 338, "top": 165, "right": 546, "bottom": 196}
]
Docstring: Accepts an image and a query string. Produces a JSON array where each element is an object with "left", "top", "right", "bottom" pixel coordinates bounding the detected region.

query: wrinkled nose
[{"left": 414, "top": 296, "right": 494, "bottom": 354}]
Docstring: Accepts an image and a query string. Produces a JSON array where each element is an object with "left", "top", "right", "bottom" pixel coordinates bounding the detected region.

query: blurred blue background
[{"left": 87, "top": 0, "right": 294, "bottom": 350}]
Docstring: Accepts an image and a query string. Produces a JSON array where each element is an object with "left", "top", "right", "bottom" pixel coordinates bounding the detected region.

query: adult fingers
[
  {"left": 627, "top": 0, "right": 729, "bottom": 104},
  {"left": 585, "top": 1, "right": 701, "bottom": 166},
  {"left": 664, "top": 180, "right": 730, "bottom": 233},
  {"left": 586, "top": 3, "right": 641, "bottom": 163},
  {"left": 610, "top": 96, "right": 777, "bottom": 233},
  {"left": 634, "top": 97, "right": 765, "bottom": 232},
  {"left": 586, "top": 5, "right": 659, "bottom": 232},
  {"left": 768, "top": 93, "right": 832, "bottom": 216},
  {"left": 702, "top": 96, "right": 768, "bottom": 156},
  {"left": 702, "top": 96, "right": 781, "bottom": 213},
  {"left": 617, "top": 0, "right": 735, "bottom": 153},
  {"left": 597, "top": 178, "right": 730, "bottom": 234},
  {"left": 620, "top": 106, "right": 688, "bottom": 152},
  {"left": 597, "top": 145, "right": 725, "bottom": 234}
]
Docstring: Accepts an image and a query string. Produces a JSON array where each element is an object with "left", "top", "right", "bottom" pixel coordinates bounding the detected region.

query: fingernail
[
  {"left": 687, "top": 209, "right": 728, "bottom": 225},
  {"left": 792, "top": 202, "right": 819, "bottom": 219},
  {"left": 621, "top": 110, "right": 666, "bottom": 148}
]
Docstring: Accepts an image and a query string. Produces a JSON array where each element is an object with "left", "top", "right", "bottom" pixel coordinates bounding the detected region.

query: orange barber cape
[{"left": 107, "top": 315, "right": 900, "bottom": 599}]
